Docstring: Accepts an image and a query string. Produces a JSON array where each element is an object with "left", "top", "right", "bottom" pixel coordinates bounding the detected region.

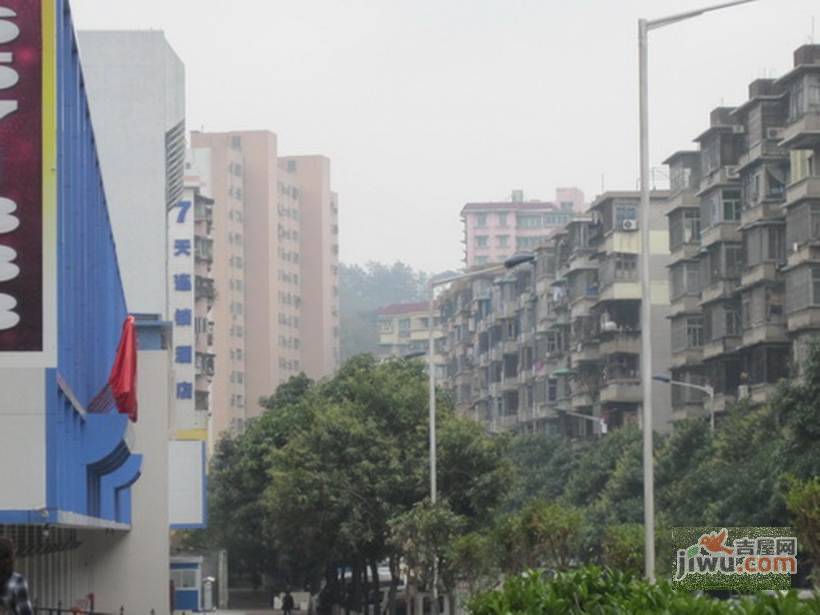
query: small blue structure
[{"left": 171, "top": 556, "right": 204, "bottom": 612}]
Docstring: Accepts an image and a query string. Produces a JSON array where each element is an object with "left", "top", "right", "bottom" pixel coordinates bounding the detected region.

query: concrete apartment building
[
  {"left": 438, "top": 190, "right": 674, "bottom": 436},
  {"left": 190, "top": 132, "right": 340, "bottom": 438},
  {"left": 461, "top": 188, "right": 584, "bottom": 268},
  {"left": 665, "top": 44, "right": 820, "bottom": 421},
  {"left": 375, "top": 302, "right": 447, "bottom": 378}
]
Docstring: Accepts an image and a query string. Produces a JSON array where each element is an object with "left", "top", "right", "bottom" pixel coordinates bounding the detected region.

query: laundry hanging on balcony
[{"left": 87, "top": 315, "right": 138, "bottom": 422}]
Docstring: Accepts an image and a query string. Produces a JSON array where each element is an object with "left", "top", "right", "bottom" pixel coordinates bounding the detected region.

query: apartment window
[
  {"left": 687, "top": 317, "right": 704, "bottom": 348},
  {"left": 476, "top": 256, "right": 489, "bottom": 265},
  {"left": 230, "top": 135, "right": 242, "bottom": 149},
  {"left": 475, "top": 236, "right": 488, "bottom": 248},
  {"left": 497, "top": 235, "right": 509, "bottom": 248},
  {"left": 516, "top": 214, "right": 542, "bottom": 229},
  {"left": 722, "top": 190, "right": 742, "bottom": 222},
  {"left": 287, "top": 159, "right": 297, "bottom": 172},
  {"left": 672, "top": 316, "right": 703, "bottom": 352},
  {"left": 498, "top": 212, "right": 508, "bottom": 227},
  {"left": 616, "top": 253, "right": 637, "bottom": 277},
  {"left": 399, "top": 318, "right": 411, "bottom": 331},
  {"left": 547, "top": 378, "right": 557, "bottom": 402},
  {"left": 670, "top": 262, "right": 700, "bottom": 300},
  {"left": 475, "top": 214, "right": 487, "bottom": 228}
]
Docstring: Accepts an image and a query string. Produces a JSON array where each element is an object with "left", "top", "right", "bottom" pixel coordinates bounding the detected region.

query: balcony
[
  {"left": 740, "top": 262, "right": 780, "bottom": 289},
  {"left": 597, "top": 231, "right": 641, "bottom": 255},
  {"left": 195, "top": 390, "right": 210, "bottom": 411},
  {"left": 195, "top": 276, "right": 215, "bottom": 301},
  {"left": 569, "top": 295, "right": 596, "bottom": 320},
  {"left": 571, "top": 390, "right": 595, "bottom": 409},
  {"left": 669, "top": 295, "right": 701, "bottom": 317},
  {"left": 497, "top": 414, "right": 519, "bottom": 430},
  {"left": 702, "top": 336, "right": 741, "bottom": 360},
  {"left": 698, "top": 166, "right": 740, "bottom": 195},
  {"left": 599, "top": 380, "right": 641, "bottom": 404},
  {"left": 699, "top": 280, "right": 738, "bottom": 305},
  {"left": 741, "top": 323, "right": 788, "bottom": 347},
  {"left": 670, "top": 347, "right": 703, "bottom": 368},
  {"left": 195, "top": 236, "right": 213, "bottom": 263},
  {"left": 700, "top": 222, "right": 741, "bottom": 249},
  {"left": 596, "top": 281, "right": 641, "bottom": 303},
  {"left": 780, "top": 111, "right": 820, "bottom": 149},
  {"left": 570, "top": 342, "right": 599, "bottom": 364},
  {"left": 787, "top": 305, "right": 820, "bottom": 333},
  {"left": 195, "top": 352, "right": 215, "bottom": 377},
  {"left": 740, "top": 200, "right": 784, "bottom": 227},
  {"left": 784, "top": 176, "right": 820, "bottom": 208},
  {"left": 598, "top": 331, "right": 641, "bottom": 356},
  {"left": 736, "top": 138, "right": 786, "bottom": 170},
  {"left": 501, "top": 377, "right": 518, "bottom": 393},
  {"left": 562, "top": 251, "right": 597, "bottom": 276}
]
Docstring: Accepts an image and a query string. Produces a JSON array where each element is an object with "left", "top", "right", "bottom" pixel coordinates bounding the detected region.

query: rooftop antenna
[{"left": 811, "top": 16, "right": 815, "bottom": 44}]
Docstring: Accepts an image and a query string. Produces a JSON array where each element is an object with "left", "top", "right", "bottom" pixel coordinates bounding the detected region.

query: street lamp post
[
  {"left": 425, "top": 253, "right": 535, "bottom": 612},
  {"left": 638, "top": 0, "right": 759, "bottom": 582},
  {"left": 653, "top": 375, "right": 716, "bottom": 433}
]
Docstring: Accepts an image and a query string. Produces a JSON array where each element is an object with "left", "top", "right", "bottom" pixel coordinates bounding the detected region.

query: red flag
[{"left": 88, "top": 315, "right": 139, "bottom": 421}]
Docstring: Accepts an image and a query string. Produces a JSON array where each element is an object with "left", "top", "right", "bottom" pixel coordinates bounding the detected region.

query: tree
[
  {"left": 448, "top": 531, "right": 500, "bottom": 596},
  {"left": 389, "top": 498, "right": 466, "bottom": 615},
  {"left": 786, "top": 477, "right": 820, "bottom": 587}
]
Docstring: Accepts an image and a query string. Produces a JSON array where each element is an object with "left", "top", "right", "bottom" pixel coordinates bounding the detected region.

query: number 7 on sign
[{"left": 174, "top": 200, "right": 192, "bottom": 224}]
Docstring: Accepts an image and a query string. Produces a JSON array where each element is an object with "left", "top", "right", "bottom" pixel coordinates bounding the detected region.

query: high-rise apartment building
[
  {"left": 190, "top": 132, "right": 340, "bottom": 439},
  {"left": 461, "top": 188, "right": 583, "bottom": 268},
  {"left": 666, "top": 44, "right": 820, "bottom": 421},
  {"left": 281, "top": 156, "right": 342, "bottom": 377},
  {"left": 439, "top": 190, "right": 674, "bottom": 436}
]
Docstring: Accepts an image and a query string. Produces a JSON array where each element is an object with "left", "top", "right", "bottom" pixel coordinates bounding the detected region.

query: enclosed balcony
[
  {"left": 702, "top": 303, "right": 742, "bottom": 359},
  {"left": 785, "top": 263, "right": 820, "bottom": 332}
]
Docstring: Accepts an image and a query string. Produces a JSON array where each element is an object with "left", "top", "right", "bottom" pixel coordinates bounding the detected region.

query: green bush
[{"left": 467, "top": 566, "right": 820, "bottom": 614}]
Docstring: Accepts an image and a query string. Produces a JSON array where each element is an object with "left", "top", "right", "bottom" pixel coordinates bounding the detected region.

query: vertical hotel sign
[{"left": 0, "top": 1, "right": 51, "bottom": 359}]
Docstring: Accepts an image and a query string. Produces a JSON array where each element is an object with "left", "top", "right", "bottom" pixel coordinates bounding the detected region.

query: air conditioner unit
[
  {"left": 726, "top": 166, "right": 740, "bottom": 180},
  {"left": 622, "top": 219, "right": 638, "bottom": 231},
  {"left": 766, "top": 127, "right": 784, "bottom": 140}
]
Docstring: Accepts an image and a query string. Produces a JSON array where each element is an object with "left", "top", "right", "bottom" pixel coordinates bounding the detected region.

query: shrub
[{"left": 467, "top": 565, "right": 820, "bottom": 614}]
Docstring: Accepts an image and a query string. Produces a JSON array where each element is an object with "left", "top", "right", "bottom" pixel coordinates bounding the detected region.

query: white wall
[
  {"left": 0, "top": 368, "right": 45, "bottom": 510},
  {"left": 78, "top": 31, "right": 185, "bottom": 317},
  {"left": 168, "top": 440, "right": 205, "bottom": 527}
]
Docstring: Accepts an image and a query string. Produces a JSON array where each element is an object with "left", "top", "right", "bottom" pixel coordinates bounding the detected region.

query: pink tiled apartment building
[{"left": 462, "top": 188, "right": 585, "bottom": 268}]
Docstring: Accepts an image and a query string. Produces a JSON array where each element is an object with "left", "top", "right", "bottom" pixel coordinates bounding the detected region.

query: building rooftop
[
  {"left": 375, "top": 301, "right": 430, "bottom": 316},
  {"left": 461, "top": 201, "right": 559, "bottom": 214}
]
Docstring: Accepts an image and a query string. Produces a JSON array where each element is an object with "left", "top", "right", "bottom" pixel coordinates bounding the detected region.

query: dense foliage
[
  {"left": 461, "top": 339, "right": 820, "bottom": 587},
  {"left": 468, "top": 566, "right": 820, "bottom": 615},
  {"left": 195, "top": 339, "right": 820, "bottom": 611},
  {"left": 339, "top": 261, "right": 428, "bottom": 359},
  {"left": 206, "top": 355, "right": 510, "bottom": 613}
]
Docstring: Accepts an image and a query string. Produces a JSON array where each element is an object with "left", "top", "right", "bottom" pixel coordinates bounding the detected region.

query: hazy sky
[{"left": 70, "top": 0, "right": 819, "bottom": 273}]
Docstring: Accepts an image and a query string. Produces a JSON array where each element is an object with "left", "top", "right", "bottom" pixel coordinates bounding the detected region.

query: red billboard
[{"left": 0, "top": 2, "right": 43, "bottom": 351}]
